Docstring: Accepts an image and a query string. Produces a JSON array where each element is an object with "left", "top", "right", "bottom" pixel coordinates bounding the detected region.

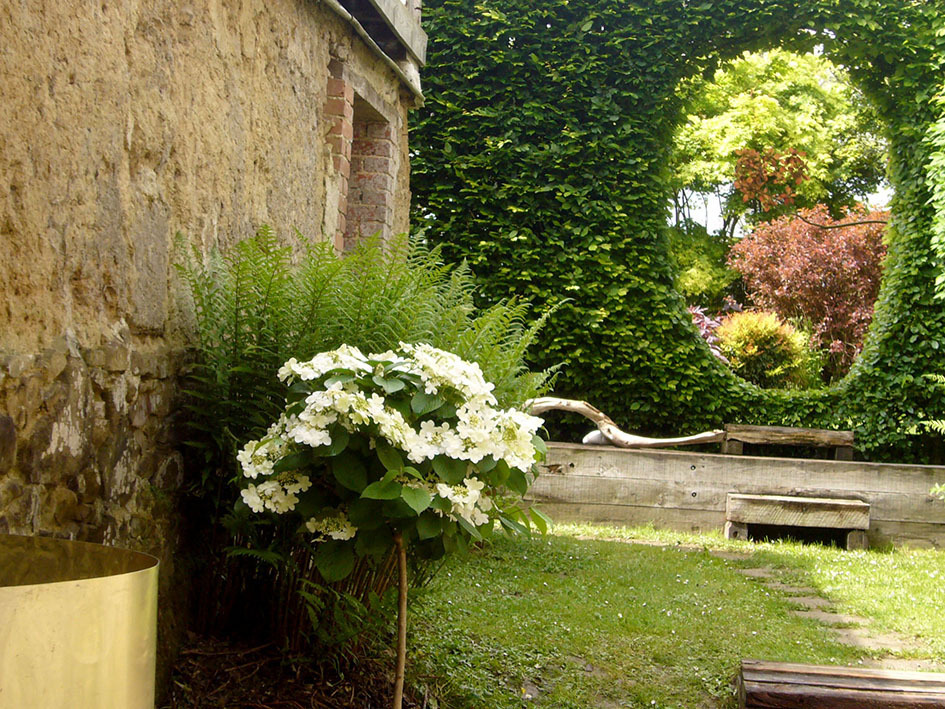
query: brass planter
[{"left": 0, "top": 534, "right": 158, "bottom": 709}]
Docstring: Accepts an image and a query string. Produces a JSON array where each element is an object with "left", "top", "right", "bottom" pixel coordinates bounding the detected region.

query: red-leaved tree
[{"left": 728, "top": 205, "right": 888, "bottom": 380}]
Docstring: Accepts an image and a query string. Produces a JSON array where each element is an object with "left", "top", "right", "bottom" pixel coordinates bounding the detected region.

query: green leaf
[
  {"left": 293, "top": 489, "right": 328, "bottom": 519},
  {"left": 314, "top": 540, "right": 355, "bottom": 582},
  {"left": 532, "top": 435, "right": 547, "bottom": 457},
  {"left": 416, "top": 513, "right": 441, "bottom": 540},
  {"left": 499, "top": 514, "right": 529, "bottom": 537},
  {"left": 272, "top": 451, "right": 309, "bottom": 474},
  {"left": 348, "top": 498, "right": 384, "bottom": 530},
  {"left": 372, "top": 374, "right": 406, "bottom": 393},
  {"left": 325, "top": 373, "right": 356, "bottom": 387},
  {"left": 411, "top": 391, "right": 446, "bottom": 415},
  {"left": 326, "top": 425, "right": 350, "bottom": 456},
  {"left": 376, "top": 442, "right": 404, "bottom": 472},
  {"left": 331, "top": 453, "right": 368, "bottom": 492},
  {"left": 456, "top": 515, "right": 483, "bottom": 541},
  {"left": 361, "top": 479, "right": 403, "bottom": 500},
  {"left": 529, "top": 505, "right": 553, "bottom": 535},
  {"left": 355, "top": 526, "right": 393, "bottom": 556},
  {"left": 506, "top": 467, "right": 529, "bottom": 496},
  {"left": 433, "top": 455, "right": 467, "bottom": 484},
  {"left": 401, "top": 486, "right": 433, "bottom": 514}
]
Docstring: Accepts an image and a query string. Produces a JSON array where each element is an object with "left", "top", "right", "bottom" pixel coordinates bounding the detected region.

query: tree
[
  {"left": 670, "top": 48, "right": 888, "bottom": 239},
  {"left": 727, "top": 205, "right": 888, "bottom": 380}
]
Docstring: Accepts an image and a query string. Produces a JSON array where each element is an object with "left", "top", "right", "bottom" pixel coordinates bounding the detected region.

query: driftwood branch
[{"left": 527, "top": 397, "right": 725, "bottom": 449}]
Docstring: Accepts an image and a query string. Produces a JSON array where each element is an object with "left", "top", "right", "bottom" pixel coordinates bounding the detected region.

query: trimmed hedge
[{"left": 411, "top": 0, "right": 945, "bottom": 460}]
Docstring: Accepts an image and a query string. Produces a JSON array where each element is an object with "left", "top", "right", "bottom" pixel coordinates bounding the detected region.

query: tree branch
[
  {"left": 794, "top": 212, "right": 888, "bottom": 230},
  {"left": 527, "top": 396, "right": 725, "bottom": 448}
]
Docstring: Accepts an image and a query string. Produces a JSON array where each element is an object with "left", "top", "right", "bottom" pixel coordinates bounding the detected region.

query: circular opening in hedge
[{"left": 672, "top": 48, "right": 891, "bottom": 387}]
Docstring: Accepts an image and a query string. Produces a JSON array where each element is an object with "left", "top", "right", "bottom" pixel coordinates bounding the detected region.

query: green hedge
[{"left": 411, "top": 0, "right": 945, "bottom": 460}]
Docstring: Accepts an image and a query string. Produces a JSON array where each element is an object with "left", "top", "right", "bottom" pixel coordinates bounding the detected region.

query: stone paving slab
[
  {"left": 785, "top": 596, "right": 832, "bottom": 610},
  {"left": 790, "top": 609, "right": 867, "bottom": 626},
  {"left": 707, "top": 550, "right": 753, "bottom": 561},
  {"left": 762, "top": 582, "right": 816, "bottom": 595},
  {"left": 735, "top": 567, "right": 777, "bottom": 579}
]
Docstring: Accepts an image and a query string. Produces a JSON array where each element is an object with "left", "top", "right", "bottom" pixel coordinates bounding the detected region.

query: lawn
[{"left": 407, "top": 523, "right": 945, "bottom": 708}]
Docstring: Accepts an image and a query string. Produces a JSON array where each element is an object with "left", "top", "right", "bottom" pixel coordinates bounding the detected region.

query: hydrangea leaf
[
  {"left": 401, "top": 486, "right": 433, "bottom": 515},
  {"left": 416, "top": 513, "right": 442, "bottom": 540},
  {"left": 331, "top": 453, "right": 368, "bottom": 492},
  {"left": 314, "top": 540, "right": 355, "bottom": 582},
  {"left": 361, "top": 479, "right": 403, "bottom": 500},
  {"left": 355, "top": 526, "right": 393, "bottom": 556},
  {"left": 272, "top": 451, "right": 310, "bottom": 474},
  {"left": 506, "top": 467, "right": 529, "bottom": 496},
  {"left": 373, "top": 374, "right": 406, "bottom": 393},
  {"left": 411, "top": 391, "right": 446, "bottom": 415},
  {"left": 376, "top": 442, "right": 404, "bottom": 472},
  {"left": 433, "top": 455, "right": 467, "bottom": 484}
]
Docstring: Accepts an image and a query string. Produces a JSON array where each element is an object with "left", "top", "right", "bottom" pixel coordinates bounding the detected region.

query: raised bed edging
[{"left": 527, "top": 443, "right": 945, "bottom": 548}]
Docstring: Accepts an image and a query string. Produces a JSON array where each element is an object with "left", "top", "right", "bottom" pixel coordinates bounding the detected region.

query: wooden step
[
  {"left": 726, "top": 493, "right": 870, "bottom": 530},
  {"left": 738, "top": 660, "right": 945, "bottom": 708}
]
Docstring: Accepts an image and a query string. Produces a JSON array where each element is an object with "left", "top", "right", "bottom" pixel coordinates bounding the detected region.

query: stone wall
[{"left": 0, "top": 0, "right": 420, "bottom": 686}]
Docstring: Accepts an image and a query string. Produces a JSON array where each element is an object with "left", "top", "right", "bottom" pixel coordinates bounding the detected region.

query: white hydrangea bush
[{"left": 236, "top": 343, "right": 548, "bottom": 581}]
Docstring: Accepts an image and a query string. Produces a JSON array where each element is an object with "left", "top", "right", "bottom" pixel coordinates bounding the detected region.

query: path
[{"left": 707, "top": 548, "right": 943, "bottom": 673}]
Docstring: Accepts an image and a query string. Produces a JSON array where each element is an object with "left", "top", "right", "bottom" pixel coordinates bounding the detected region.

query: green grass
[{"left": 407, "top": 523, "right": 945, "bottom": 708}]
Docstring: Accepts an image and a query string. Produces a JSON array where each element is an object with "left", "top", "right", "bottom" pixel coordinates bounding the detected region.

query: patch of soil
[{"left": 161, "top": 633, "right": 424, "bottom": 709}]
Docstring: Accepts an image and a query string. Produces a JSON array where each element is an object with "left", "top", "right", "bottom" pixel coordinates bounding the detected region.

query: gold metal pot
[{"left": 0, "top": 534, "right": 158, "bottom": 709}]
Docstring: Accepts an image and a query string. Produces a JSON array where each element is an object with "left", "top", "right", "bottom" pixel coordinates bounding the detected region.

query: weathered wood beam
[
  {"left": 724, "top": 424, "right": 854, "bottom": 448},
  {"left": 737, "top": 659, "right": 945, "bottom": 708}
]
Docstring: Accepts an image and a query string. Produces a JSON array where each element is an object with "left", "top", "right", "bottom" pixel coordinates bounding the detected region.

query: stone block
[
  {"left": 50, "top": 487, "right": 79, "bottom": 524},
  {"left": 0, "top": 414, "right": 15, "bottom": 474}
]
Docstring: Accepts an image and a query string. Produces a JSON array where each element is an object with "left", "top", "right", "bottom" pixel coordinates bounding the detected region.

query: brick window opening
[
  {"left": 344, "top": 99, "right": 395, "bottom": 250},
  {"left": 325, "top": 60, "right": 398, "bottom": 252}
]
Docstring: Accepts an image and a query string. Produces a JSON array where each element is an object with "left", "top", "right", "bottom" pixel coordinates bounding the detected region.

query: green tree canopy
[{"left": 671, "top": 48, "right": 888, "bottom": 236}]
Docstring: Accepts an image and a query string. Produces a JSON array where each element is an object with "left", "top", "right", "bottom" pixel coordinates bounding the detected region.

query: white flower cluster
[
  {"left": 305, "top": 509, "right": 358, "bottom": 541},
  {"left": 277, "top": 343, "right": 371, "bottom": 382},
  {"left": 434, "top": 477, "right": 493, "bottom": 527},
  {"left": 237, "top": 418, "right": 292, "bottom": 478},
  {"left": 236, "top": 343, "right": 545, "bottom": 540},
  {"left": 241, "top": 473, "right": 312, "bottom": 513},
  {"left": 398, "top": 342, "right": 496, "bottom": 402}
]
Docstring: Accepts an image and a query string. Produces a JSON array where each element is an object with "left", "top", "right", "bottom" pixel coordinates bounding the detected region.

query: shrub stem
[{"left": 393, "top": 531, "right": 407, "bottom": 709}]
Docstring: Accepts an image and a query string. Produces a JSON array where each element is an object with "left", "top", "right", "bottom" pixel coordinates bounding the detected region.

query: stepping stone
[
  {"left": 736, "top": 567, "right": 777, "bottom": 579},
  {"left": 826, "top": 627, "right": 921, "bottom": 652},
  {"left": 865, "top": 658, "right": 945, "bottom": 673},
  {"left": 790, "top": 609, "right": 867, "bottom": 626},
  {"left": 787, "top": 596, "right": 832, "bottom": 610},
  {"left": 708, "top": 550, "right": 753, "bottom": 561},
  {"left": 763, "top": 582, "right": 816, "bottom": 595}
]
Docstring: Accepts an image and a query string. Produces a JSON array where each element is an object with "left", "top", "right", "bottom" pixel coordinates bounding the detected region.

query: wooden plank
[
  {"left": 738, "top": 660, "right": 945, "bottom": 708},
  {"left": 537, "top": 443, "right": 945, "bottom": 546},
  {"left": 726, "top": 493, "right": 870, "bottom": 530},
  {"left": 530, "top": 468, "right": 938, "bottom": 529},
  {"left": 742, "top": 660, "right": 945, "bottom": 685},
  {"left": 527, "top": 501, "right": 725, "bottom": 531},
  {"left": 724, "top": 424, "right": 854, "bottom": 447},
  {"left": 741, "top": 682, "right": 945, "bottom": 708},
  {"left": 365, "top": 0, "right": 428, "bottom": 63}
]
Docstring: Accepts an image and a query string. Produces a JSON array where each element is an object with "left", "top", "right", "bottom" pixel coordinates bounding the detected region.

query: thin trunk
[{"left": 392, "top": 532, "right": 407, "bottom": 709}]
